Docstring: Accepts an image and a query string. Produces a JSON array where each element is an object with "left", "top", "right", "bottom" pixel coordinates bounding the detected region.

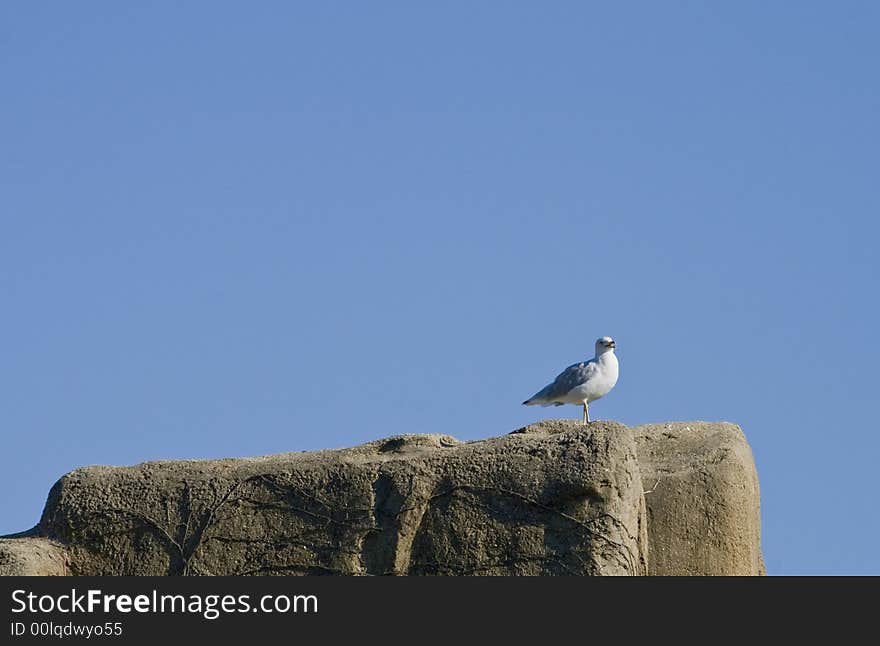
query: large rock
[
  {"left": 632, "top": 422, "right": 765, "bottom": 575},
  {"left": 37, "top": 421, "right": 647, "bottom": 576},
  {"left": 2, "top": 420, "right": 764, "bottom": 576},
  {"left": 0, "top": 537, "right": 69, "bottom": 576}
]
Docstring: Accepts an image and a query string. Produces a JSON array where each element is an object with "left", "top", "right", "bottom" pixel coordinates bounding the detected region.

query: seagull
[{"left": 522, "top": 336, "right": 619, "bottom": 425}]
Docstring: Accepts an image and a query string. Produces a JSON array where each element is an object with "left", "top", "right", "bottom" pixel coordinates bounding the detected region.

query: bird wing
[{"left": 528, "top": 360, "right": 598, "bottom": 404}]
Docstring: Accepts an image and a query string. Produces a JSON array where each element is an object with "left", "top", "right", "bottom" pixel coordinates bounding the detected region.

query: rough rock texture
[
  {"left": 0, "top": 537, "right": 69, "bottom": 576},
  {"left": 1, "top": 420, "right": 764, "bottom": 576},
  {"left": 36, "top": 421, "right": 647, "bottom": 576},
  {"left": 633, "top": 422, "right": 765, "bottom": 576}
]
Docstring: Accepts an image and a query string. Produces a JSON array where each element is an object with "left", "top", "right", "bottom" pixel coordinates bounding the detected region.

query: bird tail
[{"left": 523, "top": 397, "right": 561, "bottom": 407}]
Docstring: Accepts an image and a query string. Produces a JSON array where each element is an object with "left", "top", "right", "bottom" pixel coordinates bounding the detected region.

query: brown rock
[
  {"left": 633, "top": 421, "right": 765, "bottom": 575},
  {"left": 2, "top": 420, "right": 764, "bottom": 577},
  {"left": 37, "top": 421, "right": 647, "bottom": 576},
  {"left": 0, "top": 537, "right": 69, "bottom": 576}
]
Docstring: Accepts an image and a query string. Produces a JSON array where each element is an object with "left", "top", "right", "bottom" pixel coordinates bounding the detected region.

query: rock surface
[
  {"left": 633, "top": 422, "right": 765, "bottom": 576},
  {"left": 36, "top": 421, "right": 647, "bottom": 575},
  {"left": 0, "top": 537, "right": 69, "bottom": 576},
  {"left": 2, "top": 420, "right": 764, "bottom": 576}
]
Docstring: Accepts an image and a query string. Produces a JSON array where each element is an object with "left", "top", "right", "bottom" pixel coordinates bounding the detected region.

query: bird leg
[{"left": 583, "top": 402, "right": 589, "bottom": 425}]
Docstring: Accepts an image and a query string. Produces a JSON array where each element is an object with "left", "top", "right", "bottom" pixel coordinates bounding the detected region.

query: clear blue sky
[{"left": 2, "top": 2, "right": 878, "bottom": 575}]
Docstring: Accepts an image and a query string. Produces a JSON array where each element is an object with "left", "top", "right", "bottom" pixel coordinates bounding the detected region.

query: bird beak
[{"left": 609, "top": 341, "right": 616, "bottom": 348}]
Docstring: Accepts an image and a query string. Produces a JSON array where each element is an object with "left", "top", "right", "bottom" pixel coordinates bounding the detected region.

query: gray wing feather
[{"left": 525, "top": 360, "right": 598, "bottom": 404}]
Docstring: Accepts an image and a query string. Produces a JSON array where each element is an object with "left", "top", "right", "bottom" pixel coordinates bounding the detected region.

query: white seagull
[{"left": 522, "top": 336, "right": 619, "bottom": 425}]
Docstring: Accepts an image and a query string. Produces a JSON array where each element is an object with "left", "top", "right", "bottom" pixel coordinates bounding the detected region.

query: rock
[
  {"left": 37, "top": 421, "right": 647, "bottom": 576},
  {"left": 632, "top": 422, "right": 765, "bottom": 576},
  {"left": 2, "top": 420, "right": 764, "bottom": 577},
  {"left": 0, "top": 537, "right": 69, "bottom": 576}
]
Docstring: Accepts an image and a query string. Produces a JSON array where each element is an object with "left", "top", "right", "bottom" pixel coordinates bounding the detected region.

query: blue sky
[{"left": 2, "top": 2, "right": 878, "bottom": 575}]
